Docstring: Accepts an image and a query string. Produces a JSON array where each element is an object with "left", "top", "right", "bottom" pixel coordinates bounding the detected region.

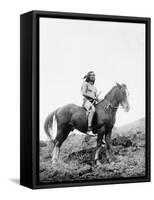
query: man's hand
[{"left": 95, "top": 91, "right": 102, "bottom": 102}]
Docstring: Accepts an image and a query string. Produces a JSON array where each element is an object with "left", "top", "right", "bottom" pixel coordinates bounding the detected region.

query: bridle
[
  {"left": 106, "top": 100, "right": 119, "bottom": 110},
  {"left": 95, "top": 98, "right": 120, "bottom": 112},
  {"left": 99, "top": 89, "right": 128, "bottom": 111},
  {"left": 95, "top": 88, "right": 128, "bottom": 112}
]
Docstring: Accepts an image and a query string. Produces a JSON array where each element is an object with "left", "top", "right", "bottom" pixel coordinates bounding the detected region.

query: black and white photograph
[
  {"left": 1, "top": 0, "right": 154, "bottom": 197},
  {"left": 38, "top": 14, "right": 150, "bottom": 184}
]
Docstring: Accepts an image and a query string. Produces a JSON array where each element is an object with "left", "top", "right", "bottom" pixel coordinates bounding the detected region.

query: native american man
[{"left": 81, "top": 71, "right": 100, "bottom": 136}]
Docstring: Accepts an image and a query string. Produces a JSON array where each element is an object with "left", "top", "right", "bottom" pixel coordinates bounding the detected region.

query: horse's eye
[{"left": 122, "top": 90, "right": 127, "bottom": 96}]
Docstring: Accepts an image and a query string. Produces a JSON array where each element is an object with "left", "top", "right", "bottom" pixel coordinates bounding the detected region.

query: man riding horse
[
  {"left": 44, "top": 75, "right": 130, "bottom": 165},
  {"left": 81, "top": 71, "right": 100, "bottom": 136}
]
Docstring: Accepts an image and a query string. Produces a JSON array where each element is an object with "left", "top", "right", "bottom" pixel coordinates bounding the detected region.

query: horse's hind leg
[
  {"left": 52, "top": 127, "right": 72, "bottom": 164},
  {"left": 52, "top": 142, "right": 60, "bottom": 165}
]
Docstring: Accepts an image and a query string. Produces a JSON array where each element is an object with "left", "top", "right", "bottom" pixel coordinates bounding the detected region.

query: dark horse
[{"left": 44, "top": 82, "right": 130, "bottom": 166}]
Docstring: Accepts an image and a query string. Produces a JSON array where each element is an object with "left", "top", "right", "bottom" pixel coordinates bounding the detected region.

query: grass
[{"left": 39, "top": 121, "right": 145, "bottom": 183}]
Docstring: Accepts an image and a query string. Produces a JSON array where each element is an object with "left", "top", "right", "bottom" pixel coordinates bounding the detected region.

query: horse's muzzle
[
  {"left": 124, "top": 105, "right": 130, "bottom": 112},
  {"left": 122, "top": 102, "right": 130, "bottom": 112}
]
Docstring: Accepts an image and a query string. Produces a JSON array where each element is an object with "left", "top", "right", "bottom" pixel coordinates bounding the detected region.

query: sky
[{"left": 39, "top": 17, "right": 145, "bottom": 140}]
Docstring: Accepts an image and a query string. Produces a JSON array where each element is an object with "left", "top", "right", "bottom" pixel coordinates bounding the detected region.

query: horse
[{"left": 44, "top": 82, "right": 130, "bottom": 166}]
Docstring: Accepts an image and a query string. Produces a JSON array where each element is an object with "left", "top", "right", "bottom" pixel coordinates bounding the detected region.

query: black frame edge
[
  {"left": 26, "top": 10, "right": 151, "bottom": 23},
  {"left": 20, "top": 11, "right": 33, "bottom": 189},
  {"left": 145, "top": 18, "right": 151, "bottom": 182}
]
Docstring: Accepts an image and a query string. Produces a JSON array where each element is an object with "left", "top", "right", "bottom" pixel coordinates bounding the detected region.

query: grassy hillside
[
  {"left": 113, "top": 117, "right": 145, "bottom": 136},
  {"left": 39, "top": 118, "right": 145, "bottom": 183}
]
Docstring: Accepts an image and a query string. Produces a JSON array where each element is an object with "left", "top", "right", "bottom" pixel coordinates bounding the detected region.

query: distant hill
[{"left": 112, "top": 117, "right": 145, "bottom": 136}]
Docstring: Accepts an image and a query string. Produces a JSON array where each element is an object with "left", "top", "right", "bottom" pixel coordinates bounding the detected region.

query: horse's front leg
[
  {"left": 94, "top": 126, "right": 105, "bottom": 166},
  {"left": 105, "top": 130, "right": 113, "bottom": 163}
]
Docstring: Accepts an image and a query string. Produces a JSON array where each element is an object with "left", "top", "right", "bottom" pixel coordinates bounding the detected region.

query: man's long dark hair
[{"left": 83, "top": 71, "right": 95, "bottom": 84}]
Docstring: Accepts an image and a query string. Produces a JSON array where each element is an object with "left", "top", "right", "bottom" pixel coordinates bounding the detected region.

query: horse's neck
[
  {"left": 106, "top": 94, "right": 119, "bottom": 107},
  {"left": 98, "top": 90, "right": 120, "bottom": 110}
]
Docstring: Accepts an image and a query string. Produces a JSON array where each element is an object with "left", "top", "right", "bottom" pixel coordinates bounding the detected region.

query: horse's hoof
[
  {"left": 110, "top": 161, "right": 115, "bottom": 166},
  {"left": 96, "top": 160, "right": 103, "bottom": 168},
  {"left": 84, "top": 135, "right": 91, "bottom": 143},
  {"left": 107, "top": 158, "right": 112, "bottom": 163},
  {"left": 52, "top": 159, "right": 58, "bottom": 166}
]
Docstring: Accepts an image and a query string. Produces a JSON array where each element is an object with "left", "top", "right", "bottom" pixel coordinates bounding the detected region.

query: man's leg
[
  {"left": 83, "top": 100, "right": 95, "bottom": 136},
  {"left": 88, "top": 107, "right": 95, "bottom": 129},
  {"left": 87, "top": 105, "right": 95, "bottom": 136}
]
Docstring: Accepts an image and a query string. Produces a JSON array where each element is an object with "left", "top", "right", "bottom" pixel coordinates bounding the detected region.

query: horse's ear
[
  {"left": 121, "top": 83, "right": 127, "bottom": 88},
  {"left": 116, "top": 82, "right": 121, "bottom": 88}
]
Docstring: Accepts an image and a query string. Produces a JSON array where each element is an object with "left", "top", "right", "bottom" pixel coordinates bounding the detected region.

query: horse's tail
[{"left": 44, "top": 110, "right": 58, "bottom": 141}]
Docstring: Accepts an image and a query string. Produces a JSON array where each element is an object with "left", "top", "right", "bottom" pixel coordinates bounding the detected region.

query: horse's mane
[
  {"left": 97, "top": 83, "right": 127, "bottom": 105},
  {"left": 98, "top": 85, "right": 117, "bottom": 104},
  {"left": 104, "top": 85, "right": 117, "bottom": 99}
]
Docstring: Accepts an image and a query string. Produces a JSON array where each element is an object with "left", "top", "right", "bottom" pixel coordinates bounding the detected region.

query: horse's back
[
  {"left": 55, "top": 103, "right": 85, "bottom": 121},
  {"left": 56, "top": 103, "right": 84, "bottom": 114}
]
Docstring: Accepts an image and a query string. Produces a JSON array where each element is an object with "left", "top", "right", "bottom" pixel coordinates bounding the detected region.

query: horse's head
[{"left": 116, "top": 82, "right": 130, "bottom": 112}]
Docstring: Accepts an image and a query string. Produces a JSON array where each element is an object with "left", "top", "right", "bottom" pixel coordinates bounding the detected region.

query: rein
[{"left": 105, "top": 99, "right": 119, "bottom": 109}]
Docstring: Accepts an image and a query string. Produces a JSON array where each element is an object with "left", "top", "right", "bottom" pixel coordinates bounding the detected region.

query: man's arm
[{"left": 95, "top": 91, "right": 102, "bottom": 102}]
